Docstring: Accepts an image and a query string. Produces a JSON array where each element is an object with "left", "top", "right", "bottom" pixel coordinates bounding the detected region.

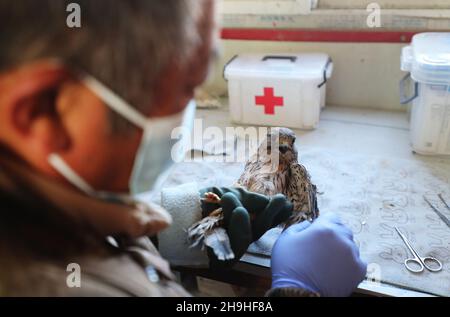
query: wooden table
[{"left": 175, "top": 253, "right": 433, "bottom": 297}]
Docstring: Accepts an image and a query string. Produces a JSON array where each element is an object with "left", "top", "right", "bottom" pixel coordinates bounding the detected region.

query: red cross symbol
[{"left": 255, "top": 87, "right": 284, "bottom": 115}]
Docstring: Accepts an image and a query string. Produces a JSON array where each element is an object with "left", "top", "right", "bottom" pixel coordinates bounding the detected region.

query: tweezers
[{"left": 424, "top": 195, "right": 450, "bottom": 229}]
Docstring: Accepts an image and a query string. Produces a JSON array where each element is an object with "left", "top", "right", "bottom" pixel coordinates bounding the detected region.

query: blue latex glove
[{"left": 271, "top": 212, "right": 367, "bottom": 297}]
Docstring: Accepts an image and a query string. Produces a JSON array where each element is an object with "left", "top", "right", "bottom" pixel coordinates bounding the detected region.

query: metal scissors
[{"left": 395, "top": 227, "right": 443, "bottom": 273}]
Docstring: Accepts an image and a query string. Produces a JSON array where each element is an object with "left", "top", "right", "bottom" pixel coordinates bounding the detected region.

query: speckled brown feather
[{"left": 236, "top": 127, "right": 319, "bottom": 227}]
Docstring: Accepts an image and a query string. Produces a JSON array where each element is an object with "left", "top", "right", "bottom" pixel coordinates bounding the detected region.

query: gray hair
[{"left": 0, "top": 0, "right": 206, "bottom": 128}]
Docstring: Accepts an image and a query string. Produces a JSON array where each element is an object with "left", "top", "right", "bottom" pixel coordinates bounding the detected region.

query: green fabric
[{"left": 199, "top": 187, "right": 293, "bottom": 267}]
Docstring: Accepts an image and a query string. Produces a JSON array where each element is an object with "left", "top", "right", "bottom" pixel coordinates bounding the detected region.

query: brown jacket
[{"left": 0, "top": 157, "right": 189, "bottom": 297}]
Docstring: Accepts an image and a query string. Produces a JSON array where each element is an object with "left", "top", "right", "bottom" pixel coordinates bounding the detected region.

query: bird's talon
[{"left": 203, "top": 192, "right": 221, "bottom": 204}]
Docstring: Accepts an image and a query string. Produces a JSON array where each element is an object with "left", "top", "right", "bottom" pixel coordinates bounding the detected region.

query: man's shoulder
[
  {"left": 0, "top": 241, "right": 188, "bottom": 297},
  {"left": 0, "top": 246, "right": 126, "bottom": 296}
]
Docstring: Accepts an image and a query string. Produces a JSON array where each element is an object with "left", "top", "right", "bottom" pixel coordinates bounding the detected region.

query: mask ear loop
[
  {"left": 48, "top": 154, "right": 95, "bottom": 196},
  {"left": 80, "top": 73, "right": 147, "bottom": 130},
  {"left": 47, "top": 71, "right": 194, "bottom": 202},
  {"left": 48, "top": 153, "right": 139, "bottom": 205},
  {"left": 80, "top": 72, "right": 192, "bottom": 130},
  {"left": 47, "top": 71, "right": 149, "bottom": 203}
]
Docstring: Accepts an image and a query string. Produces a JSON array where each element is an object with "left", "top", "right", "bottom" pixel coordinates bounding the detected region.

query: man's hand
[
  {"left": 200, "top": 187, "right": 293, "bottom": 266},
  {"left": 271, "top": 212, "right": 367, "bottom": 297}
]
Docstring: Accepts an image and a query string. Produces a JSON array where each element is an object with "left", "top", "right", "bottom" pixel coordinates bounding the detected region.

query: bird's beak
[{"left": 279, "top": 144, "right": 290, "bottom": 154}]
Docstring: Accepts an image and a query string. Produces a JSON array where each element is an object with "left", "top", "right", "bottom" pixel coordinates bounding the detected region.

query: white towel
[{"left": 158, "top": 182, "right": 209, "bottom": 267}]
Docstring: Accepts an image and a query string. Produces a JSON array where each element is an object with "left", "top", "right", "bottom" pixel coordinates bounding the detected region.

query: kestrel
[
  {"left": 236, "top": 127, "right": 319, "bottom": 225},
  {"left": 187, "top": 127, "right": 320, "bottom": 260}
]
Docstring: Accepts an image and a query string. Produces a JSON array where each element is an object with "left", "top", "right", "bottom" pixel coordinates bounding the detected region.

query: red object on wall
[
  {"left": 255, "top": 87, "right": 284, "bottom": 115},
  {"left": 221, "top": 28, "right": 421, "bottom": 43}
]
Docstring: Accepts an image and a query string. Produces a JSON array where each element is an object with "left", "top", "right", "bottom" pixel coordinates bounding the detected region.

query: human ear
[{"left": 0, "top": 60, "right": 72, "bottom": 172}]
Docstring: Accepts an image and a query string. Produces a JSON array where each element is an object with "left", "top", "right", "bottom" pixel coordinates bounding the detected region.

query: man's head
[{"left": 0, "top": 0, "right": 216, "bottom": 192}]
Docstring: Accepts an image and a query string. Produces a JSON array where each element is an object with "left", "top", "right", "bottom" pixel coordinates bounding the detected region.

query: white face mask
[{"left": 48, "top": 73, "right": 195, "bottom": 203}]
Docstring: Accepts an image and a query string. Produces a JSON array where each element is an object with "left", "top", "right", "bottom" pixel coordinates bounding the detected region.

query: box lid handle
[
  {"left": 399, "top": 73, "right": 419, "bottom": 105},
  {"left": 262, "top": 55, "right": 297, "bottom": 63},
  {"left": 223, "top": 55, "right": 238, "bottom": 81},
  {"left": 318, "top": 58, "right": 333, "bottom": 88}
]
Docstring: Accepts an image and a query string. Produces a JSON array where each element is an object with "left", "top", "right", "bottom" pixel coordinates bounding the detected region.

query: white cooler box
[
  {"left": 400, "top": 33, "right": 450, "bottom": 156},
  {"left": 224, "top": 54, "right": 333, "bottom": 130}
]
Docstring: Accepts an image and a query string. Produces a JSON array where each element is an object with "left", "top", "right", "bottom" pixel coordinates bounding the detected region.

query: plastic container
[
  {"left": 224, "top": 53, "right": 333, "bottom": 130},
  {"left": 400, "top": 33, "right": 450, "bottom": 155}
]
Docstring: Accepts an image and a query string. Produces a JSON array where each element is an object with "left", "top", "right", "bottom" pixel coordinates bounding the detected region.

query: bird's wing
[
  {"left": 187, "top": 211, "right": 223, "bottom": 248},
  {"left": 236, "top": 161, "right": 279, "bottom": 195},
  {"left": 235, "top": 157, "right": 257, "bottom": 188},
  {"left": 287, "top": 163, "right": 320, "bottom": 221}
]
